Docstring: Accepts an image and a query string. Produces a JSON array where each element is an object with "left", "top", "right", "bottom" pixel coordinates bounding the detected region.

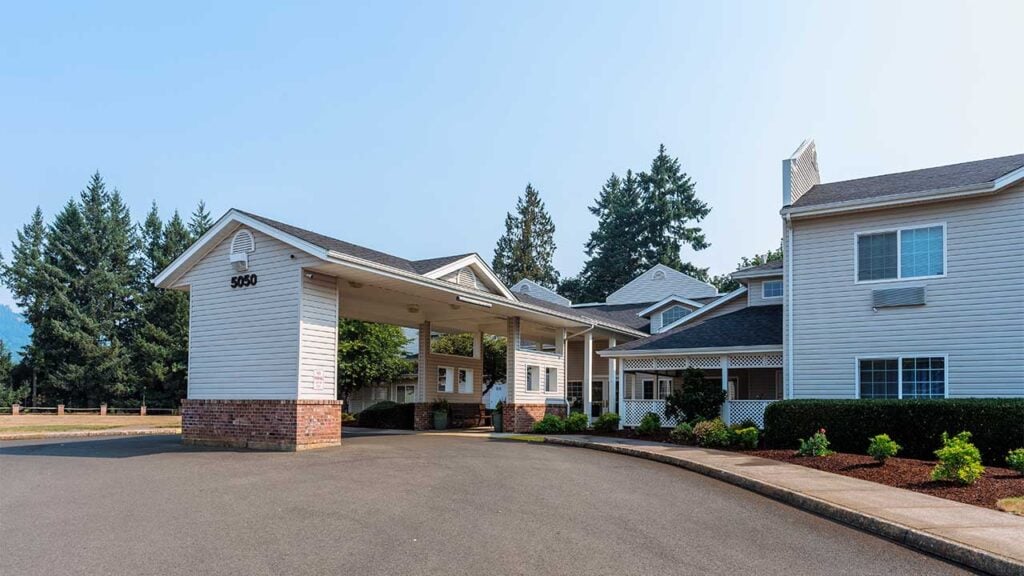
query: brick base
[
  {"left": 181, "top": 399, "right": 342, "bottom": 451},
  {"left": 414, "top": 403, "right": 432, "bottom": 431},
  {"left": 503, "top": 403, "right": 567, "bottom": 433}
]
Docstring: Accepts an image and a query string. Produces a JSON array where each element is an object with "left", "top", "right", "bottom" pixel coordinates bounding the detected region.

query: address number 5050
[{"left": 230, "top": 273, "right": 258, "bottom": 288}]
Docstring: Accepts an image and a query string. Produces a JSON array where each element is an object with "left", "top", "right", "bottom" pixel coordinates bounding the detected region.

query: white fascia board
[
  {"left": 636, "top": 295, "right": 707, "bottom": 317},
  {"left": 420, "top": 254, "right": 515, "bottom": 300},
  {"left": 657, "top": 287, "right": 747, "bottom": 333},
  {"left": 598, "top": 345, "right": 782, "bottom": 358},
  {"left": 153, "top": 209, "right": 329, "bottom": 288}
]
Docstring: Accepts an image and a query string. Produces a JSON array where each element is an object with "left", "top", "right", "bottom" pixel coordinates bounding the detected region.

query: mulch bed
[
  {"left": 748, "top": 450, "right": 1024, "bottom": 511},
  {"left": 589, "top": 429, "right": 674, "bottom": 443}
]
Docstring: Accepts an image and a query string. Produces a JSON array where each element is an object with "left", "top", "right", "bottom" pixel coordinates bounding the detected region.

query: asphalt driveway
[{"left": 0, "top": 434, "right": 973, "bottom": 576}]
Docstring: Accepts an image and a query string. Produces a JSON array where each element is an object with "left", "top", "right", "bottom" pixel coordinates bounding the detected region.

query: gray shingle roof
[
  {"left": 610, "top": 305, "right": 781, "bottom": 352},
  {"left": 793, "top": 153, "right": 1024, "bottom": 208},
  {"left": 732, "top": 260, "right": 783, "bottom": 278},
  {"left": 515, "top": 293, "right": 649, "bottom": 334},
  {"left": 238, "top": 210, "right": 473, "bottom": 275}
]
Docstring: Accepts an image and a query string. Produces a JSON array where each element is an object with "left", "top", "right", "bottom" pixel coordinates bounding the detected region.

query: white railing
[
  {"left": 724, "top": 400, "right": 778, "bottom": 429},
  {"left": 622, "top": 399, "right": 678, "bottom": 428}
]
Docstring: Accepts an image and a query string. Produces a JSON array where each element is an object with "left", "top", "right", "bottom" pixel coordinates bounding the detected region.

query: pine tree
[
  {"left": 637, "top": 145, "right": 711, "bottom": 273},
  {"left": 189, "top": 200, "right": 213, "bottom": 240},
  {"left": 0, "top": 207, "right": 49, "bottom": 341},
  {"left": 576, "top": 171, "right": 646, "bottom": 301},
  {"left": 492, "top": 184, "right": 559, "bottom": 289}
]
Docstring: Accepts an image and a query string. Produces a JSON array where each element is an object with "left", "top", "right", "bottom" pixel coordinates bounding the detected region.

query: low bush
[
  {"left": 341, "top": 412, "right": 357, "bottom": 423},
  {"left": 669, "top": 422, "right": 694, "bottom": 445},
  {"left": 732, "top": 427, "right": 759, "bottom": 450},
  {"left": 532, "top": 414, "right": 566, "bottom": 434},
  {"left": 693, "top": 418, "right": 731, "bottom": 448},
  {"left": 931, "top": 431, "right": 985, "bottom": 485},
  {"left": 564, "top": 412, "right": 590, "bottom": 433},
  {"left": 357, "top": 401, "right": 415, "bottom": 429},
  {"left": 1007, "top": 448, "right": 1024, "bottom": 475},
  {"left": 637, "top": 412, "right": 661, "bottom": 436},
  {"left": 764, "top": 399, "right": 1024, "bottom": 463},
  {"left": 867, "top": 434, "right": 901, "bottom": 463},
  {"left": 664, "top": 368, "right": 727, "bottom": 423},
  {"left": 796, "top": 428, "right": 833, "bottom": 457},
  {"left": 733, "top": 418, "right": 759, "bottom": 431},
  {"left": 592, "top": 412, "right": 620, "bottom": 433}
]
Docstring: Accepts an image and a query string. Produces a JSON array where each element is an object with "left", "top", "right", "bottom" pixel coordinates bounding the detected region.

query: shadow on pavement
[{"left": 0, "top": 434, "right": 251, "bottom": 459}]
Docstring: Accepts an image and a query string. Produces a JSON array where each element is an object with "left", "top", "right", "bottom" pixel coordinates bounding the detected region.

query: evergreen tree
[
  {"left": 708, "top": 244, "right": 784, "bottom": 293},
  {"left": 0, "top": 207, "right": 49, "bottom": 349},
  {"left": 337, "top": 320, "right": 411, "bottom": 403},
  {"left": 0, "top": 340, "right": 27, "bottom": 406},
  {"left": 576, "top": 171, "right": 645, "bottom": 301},
  {"left": 637, "top": 145, "right": 711, "bottom": 273},
  {"left": 189, "top": 200, "right": 213, "bottom": 239},
  {"left": 492, "top": 184, "right": 559, "bottom": 289}
]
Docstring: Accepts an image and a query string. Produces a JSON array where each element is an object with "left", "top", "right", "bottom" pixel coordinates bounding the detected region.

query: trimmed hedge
[
  {"left": 357, "top": 401, "right": 415, "bottom": 429},
  {"left": 763, "top": 399, "right": 1024, "bottom": 464}
]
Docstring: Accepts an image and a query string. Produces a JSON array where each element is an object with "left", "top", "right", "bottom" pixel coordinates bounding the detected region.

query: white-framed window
[
  {"left": 396, "top": 385, "right": 415, "bottom": 403},
  {"left": 657, "top": 378, "right": 672, "bottom": 399},
  {"left": 526, "top": 365, "right": 540, "bottom": 391},
  {"left": 762, "top": 279, "right": 783, "bottom": 299},
  {"left": 642, "top": 378, "right": 655, "bottom": 400},
  {"left": 545, "top": 367, "right": 557, "bottom": 392},
  {"left": 857, "top": 355, "right": 946, "bottom": 399},
  {"left": 458, "top": 368, "right": 473, "bottom": 394},
  {"left": 661, "top": 305, "right": 688, "bottom": 326},
  {"left": 567, "top": 380, "right": 583, "bottom": 403},
  {"left": 855, "top": 224, "right": 945, "bottom": 283},
  {"left": 437, "top": 366, "right": 454, "bottom": 393}
]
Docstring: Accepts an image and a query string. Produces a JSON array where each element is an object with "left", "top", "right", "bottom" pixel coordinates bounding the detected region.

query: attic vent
[
  {"left": 519, "top": 284, "right": 530, "bottom": 292},
  {"left": 652, "top": 270, "right": 666, "bottom": 280},
  {"left": 873, "top": 287, "right": 926, "bottom": 308},
  {"left": 231, "top": 229, "right": 255, "bottom": 255}
]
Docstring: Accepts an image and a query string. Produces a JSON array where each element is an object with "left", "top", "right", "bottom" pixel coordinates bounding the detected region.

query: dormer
[
  {"left": 510, "top": 279, "right": 571, "bottom": 307},
  {"left": 606, "top": 263, "right": 718, "bottom": 305},
  {"left": 637, "top": 295, "right": 706, "bottom": 333},
  {"left": 731, "top": 260, "right": 784, "bottom": 306}
]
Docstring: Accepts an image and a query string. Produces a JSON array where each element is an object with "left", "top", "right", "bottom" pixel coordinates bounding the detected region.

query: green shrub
[
  {"left": 357, "top": 401, "right": 415, "bottom": 429},
  {"left": 637, "top": 412, "right": 661, "bottom": 436},
  {"left": 867, "top": 434, "right": 901, "bottom": 463},
  {"left": 732, "top": 427, "right": 759, "bottom": 450},
  {"left": 693, "top": 418, "right": 731, "bottom": 448},
  {"left": 664, "top": 368, "right": 727, "bottom": 423},
  {"left": 532, "top": 414, "right": 566, "bottom": 434},
  {"left": 796, "top": 428, "right": 833, "bottom": 457},
  {"left": 732, "top": 418, "right": 759, "bottom": 431},
  {"left": 763, "top": 399, "right": 1024, "bottom": 464},
  {"left": 564, "top": 412, "right": 589, "bottom": 433},
  {"left": 931, "top": 431, "right": 985, "bottom": 485},
  {"left": 341, "top": 412, "right": 357, "bottom": 423},
  {"left": 1007, "top": 448, "right": 1024, "bottom": 475},
  {"left": 593, "top": 412, "right": 620, "bottom": 433},
  {"left": 669, "top": 422, "right": 694, "bottom": 445},
  {"left": 430, "top": 399, "right": 450, "bottom": 414}
]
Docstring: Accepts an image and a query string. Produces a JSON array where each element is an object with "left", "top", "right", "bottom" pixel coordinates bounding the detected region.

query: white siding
[
  {"left": 182, "top": 227, "right": 321, "bottom": 399},
  {"left": 298, "top": 273, "right": 339, "bottom": 400},
  {"left": 606, "top": 264, "right": 718, "bottom": 304},
  {"left": 747, "top": 277, "right": 784, "bottom": 307},
  {"left": 511, "top": 279, "right": 571, "bottom": 306},
  {"left": 506, "top": 317, "right": 565, "bottom": 404},
  {"left": 789, "top": 184, "right": 1024, "bottom": 398}
]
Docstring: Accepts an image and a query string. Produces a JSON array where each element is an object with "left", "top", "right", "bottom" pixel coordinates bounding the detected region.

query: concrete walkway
[{"left": 543, "top": 434, "right": 1024, "bottom": 576}]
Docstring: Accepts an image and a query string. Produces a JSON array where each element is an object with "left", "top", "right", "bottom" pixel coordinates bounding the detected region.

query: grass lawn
[{"left": 0, "top": 414, "right": 181, "bottom": 436}]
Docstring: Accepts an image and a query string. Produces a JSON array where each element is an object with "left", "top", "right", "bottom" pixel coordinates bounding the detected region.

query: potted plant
[
  {"left": 431, "top": 399, "right": 450, "bottom": 430},
  {"left": 492, "top": 401, "right": 504, "bottom": 433}
]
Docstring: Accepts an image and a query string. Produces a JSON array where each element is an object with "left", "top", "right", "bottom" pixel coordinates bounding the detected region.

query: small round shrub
[
  {"left": 867, "top": 434, "right": 901, "bottom": 463},
  {"left": 532, "top": 414, "right": 566, "bottom": 434},
  {"left": 931, "top": 431, "right": 985, "bottom": 485},
  {"left": 796, "top": 428, "right": 833, "bottom": 457},
  {"left": 732, "top": 427, "right": 759, "bottom": 450},
  {"left": 669, "top": 422, "right": 694, "bottom": 445},
  {"left": 592, "top": 412, "right": 620, "bottom": 433},
  {"left": 637, "top": 412, "right": 661, "bottom": 436},
  {"left": 693, "top": 418, "right": 731, "bottom": 448},
  {"left": 1007, "top": 448, "right": 1024, "bottom": 475},
  {"left": 564, "top": 412, "right": 589, "bottom": 433}
]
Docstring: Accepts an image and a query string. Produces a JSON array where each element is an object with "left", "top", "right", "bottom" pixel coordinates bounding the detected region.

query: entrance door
[{"left": 591, "top": 380, "right": 604, "bottom": 418}]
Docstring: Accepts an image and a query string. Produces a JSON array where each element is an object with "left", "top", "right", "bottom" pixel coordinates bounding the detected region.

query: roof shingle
[{"left": 610, "top": 305, "right": 781, "bottom": 352}]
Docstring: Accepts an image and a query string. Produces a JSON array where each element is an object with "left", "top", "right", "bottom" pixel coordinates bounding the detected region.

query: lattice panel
[
  {"left": 764, "top": 353, "right": 783, "bottom": 367},
  {"left": 654, "top": 357, "right": 688, "bottom": 370},
  {"left": 622, "top": 358, "right": 655, "bottom": 371},
  {"left": 689, "top": 355, "right": 721, "bottom": 369},
  {"left": 728, "top": 354, "right": 764, "bottom": 368},
  {"left": 622, "top": 400, "right": 678, "bottom": 428},
  {"left": 724, "top": 400, "right": 778, "bottom": 428}
]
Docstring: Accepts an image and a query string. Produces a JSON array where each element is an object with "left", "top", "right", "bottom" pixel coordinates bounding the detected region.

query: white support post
[
  {"left": 607, "top": 338, "right": 616, "bottom": 419},
  {"left": 583, "top": 331, "right": 593, "bottom": 423},
  {"left": 617, "top": 359, "right": 625, "bottom": 430},
  {"left": 720, "top": 355, "right": 730, "bottom": 425}
]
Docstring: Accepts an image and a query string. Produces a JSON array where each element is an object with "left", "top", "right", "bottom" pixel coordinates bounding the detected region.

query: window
[
  {"left": 545, "top": 368, "right": 557, "bottom": 392},
  {"left": 458, "top": 368, "right": 473, "bottom": 393},
  {"left": 856, "top": 225, "right": 944, "bottom": 282},
  {"left": 642, "top": 379, "right": 655, "bottom": 400},
  {"left": 661, "top": 305, "right": 688, "bottom": 326},
  {"left": 437, "top": 367, "right": 454, "bottom": 393},
  {"left": 658, "top": 378, "right": 672, "bottom": 399},
  {"left": 762, "top": 279, "right": 783, "bottom": 299},
  {"left": 396, "top": 385, "right": 415, "bottom": 403},
  {"left": 567, "top": 380, "right": 583, "bottom": 402},
  {"left": 526, "top": 366, "right": 540, "bottom": 391},
  {"left": 858, "top": 356, "right": 945, "bottom": 399}
]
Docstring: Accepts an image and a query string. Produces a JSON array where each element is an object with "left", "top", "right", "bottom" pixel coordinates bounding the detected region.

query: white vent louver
[
  {"left": 230, "top": 229, "right": 255, "bottom": 271},
  {"left": 873, "top": 287, "right": 926, "bottom": 308}
]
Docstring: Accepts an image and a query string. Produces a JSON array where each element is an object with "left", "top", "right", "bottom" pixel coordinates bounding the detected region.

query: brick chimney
[{"left": 782, "top": 139, "right": 820, "bottom": 206}]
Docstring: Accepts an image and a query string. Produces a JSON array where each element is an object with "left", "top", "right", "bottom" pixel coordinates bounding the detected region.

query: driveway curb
[
  {"left": 0, "top": 428, "right": 181, "bottom": 441},
  {"left": 545, "top": 436, "right": 1023, "bottom": 576}
]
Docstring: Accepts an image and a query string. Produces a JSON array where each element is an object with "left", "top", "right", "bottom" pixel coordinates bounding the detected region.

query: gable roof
[
  {"left": 791, "top": 153, "right": 1024, "bottom": 210},
  {"left": 636, "top": 295, "right": 708, "bottom": 318},
  {"left": 602, "top": 305, "right": 782, "bottom": 354},
  {"left": 510, "top": 279, "right": 572, "bottom": 307},
  {"left": 731, "top": 260, "right": 783, "bottom": 279},
  {"left": 514, "top": 294, "right": 650, "bottom": 333},
  {"left": 605, "top": 263, "right": 718, "bottom": 304}
]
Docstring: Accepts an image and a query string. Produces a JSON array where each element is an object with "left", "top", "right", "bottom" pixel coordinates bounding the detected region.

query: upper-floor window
[
  {"left": 856, "top": 224, "right": 944, "bottom": 282},
  {"left": 661, "top": 305, "right": 688, "bottom": 326},
  {"left": 762, "top": 279, "right": 783, "bottom": 299}
]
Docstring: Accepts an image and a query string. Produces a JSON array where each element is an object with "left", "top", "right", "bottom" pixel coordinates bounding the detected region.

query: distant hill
[{"left": 0, "top": 304, "right": 31, "bottom": 361}]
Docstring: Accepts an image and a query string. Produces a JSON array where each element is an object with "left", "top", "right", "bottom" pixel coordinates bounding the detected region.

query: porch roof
[{"left": 601, "top": 305, "right": 782, "bottom": 355}]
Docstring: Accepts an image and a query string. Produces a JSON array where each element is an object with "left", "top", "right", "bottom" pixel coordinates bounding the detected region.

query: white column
[
  {"left": 617, "top": 359, "right": 626, "bottom": 430},
  {"left": 607, "top": 337, "right": 616, "bottom": 418},
  {"left": 583, "top": 331, "right": 593, "bottom": 423},
  {"left": 720, "top": 355, "right": 730, "bottom": 424}
]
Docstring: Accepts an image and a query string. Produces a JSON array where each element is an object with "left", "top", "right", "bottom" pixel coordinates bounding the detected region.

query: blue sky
[{"left": 1, "top": 0, "right": 1021, "bottom": 309}]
